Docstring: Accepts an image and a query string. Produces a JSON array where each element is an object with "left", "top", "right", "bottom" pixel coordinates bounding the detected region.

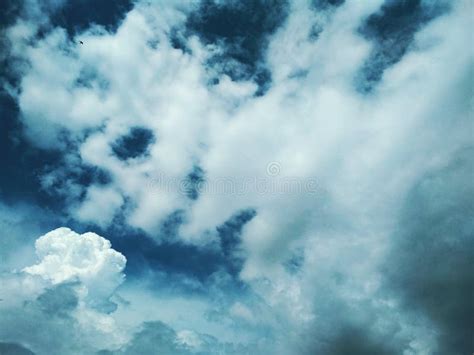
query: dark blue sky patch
[
  {"left": 312, "top": 0, "right": 345, "bottom": 11},
  {"left": 184, "top": 166, "right": 205, "bottom": 201},
  {"left": 0, "top": 0, "right": 133, "bottom": 46},
  {"left": 49, "top": 0, "right": 134, "bottom": 38},
  {"left": 307, "top": 0, "right": 345, "bottom": 47},
  {"left": 0, "top": 93, "right": 64, "bottom": 207},
  {"left": 185, "top": 0, "right": 289, "bottom": 95},
  {"left": 71, "top": 217, "right": 225, "bottom": 287},
  {"left": 81, "top": 164, "right": 111, "bottom": 186},
  {"left": 159, "top": 209, "right": 186, "bottom": 239},
  {"left": 356, "top": 0, "right": 449, "bottom": 93},
  {"left": 0, "top": 1, "right": 22, "bottom": 30},
  {"left": 38, "top": 153, "right": 112, "bottom": 210},
  {"left": 111, "top": 127, "right": 155, "bottom": 161},
  {"left": 308, "top": 23, "right": 323, "bottom": 42},
  {"left": 253, "top": 68, "right": 272, "bottom": 97},
  {"left": 108, "top": 228, "right": 224, "bottom": 285},
  {"left": 168, "top": 27, "right": 191, "bottom": 54},
  {"left": 56, "top": 162, "right": 112, "bottom": 192},
  {"left": 217, "top": 208, "right": 257, "bottom": 276},
  {"left": 68, "top": 208, "right": 257, "bottom": 290}
]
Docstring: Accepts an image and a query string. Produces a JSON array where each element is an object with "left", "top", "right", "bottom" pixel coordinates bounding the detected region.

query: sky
[{"left": 0, "top": 0, "right": 472, "bottom": 354}]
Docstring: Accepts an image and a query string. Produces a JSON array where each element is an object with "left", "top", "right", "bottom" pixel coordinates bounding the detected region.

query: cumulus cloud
[
  {"left": 1, "top": 0, "right": 473, "bottom": 353},
  {"left": 23, "top": 227, "right": 126, "bottom": 303},
  {"left": 0, "top": 227, "right": 126, "bottom": 353}
]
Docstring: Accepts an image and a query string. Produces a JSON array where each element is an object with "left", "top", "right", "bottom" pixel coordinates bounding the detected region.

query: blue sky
[{"left": 0, "top": 0, "right": 472, "bottom": 354}]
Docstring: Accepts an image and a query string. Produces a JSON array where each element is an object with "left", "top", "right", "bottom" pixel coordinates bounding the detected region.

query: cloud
[
  {"left": 0, "top": 227, "right": 272, "bottom": 354},
  {"left": 0, "top": 342, "right": 35, "bottom": 355},
  {"left": 356, "top": 0, "right": 450, "bottom": 92},
  {"left": 73, "top": 186, "right": 124, "bottom": 228},
  {"left": 385, "top": 147, "right": 474, "bottom": 354},
  {"left": 0, "top": 0, "right": 472, "bottom": 353},
  {"left": 0, "top": 227, "right": 128, "bottom": 353},
  {"left": 24, "top": 227, "right": 126, "bottom": 298}
]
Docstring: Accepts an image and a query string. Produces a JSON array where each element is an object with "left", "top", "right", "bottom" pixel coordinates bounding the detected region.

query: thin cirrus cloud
[{"left": 0, "top": 0, "right": 472, "bottom": 354}]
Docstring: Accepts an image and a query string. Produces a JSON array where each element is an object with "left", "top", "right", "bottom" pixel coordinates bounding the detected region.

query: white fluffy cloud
[{"left": 23, "top": 227, "right": 126, "bottom": 301}]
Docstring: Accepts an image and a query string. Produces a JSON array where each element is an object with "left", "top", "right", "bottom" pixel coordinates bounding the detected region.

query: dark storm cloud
[
  {"left": 356, "top": 0, "right": 449, "bottom": 92},
  {"left": 299, "top": 277, "right": 410, "bottom": 355},
  {"left": 111, "top": 127, "right": 155, "bottom": 161},
  {"left": 385, "top": 147, "right": 474, "bottom": 355},
  {"left": 0, "top": 342, "right": 35, "bottom": 355},
  {"left": 185, "top": 0, "right": 289, "bottom": 95},
  {"left": 322, "top": 326, "right": 398, "bottom": 355}
]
